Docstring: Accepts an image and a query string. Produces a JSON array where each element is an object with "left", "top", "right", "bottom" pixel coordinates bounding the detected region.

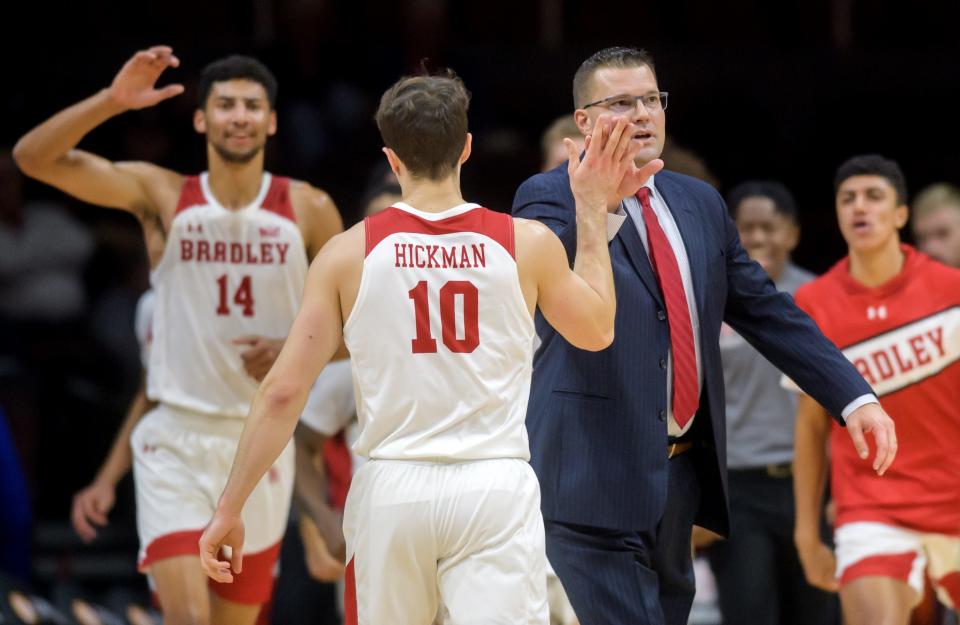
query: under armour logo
[
  {"left": 186, "top": 223, "right": 204, "bottom": 233},
  {"left": 259, "top": 226, "right": 280, "bottom": 237},
  {"left": 867, "top": 305, "right": 888, "bottom": 320},
  {"left": 142, "top": 444, "right": 157, "bottom": 454}
]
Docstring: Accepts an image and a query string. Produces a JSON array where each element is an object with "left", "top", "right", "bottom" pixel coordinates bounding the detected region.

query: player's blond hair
[{"left": 913, "top": 183, "right": 960, "bottom": 218}]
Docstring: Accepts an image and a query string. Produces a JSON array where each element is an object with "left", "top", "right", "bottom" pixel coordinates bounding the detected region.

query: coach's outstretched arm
[
  {"left": 13, "top": 46, "right": 183, "bottom": 214},
  {"left": 516, "top": 114, "right": 662, "bottom": 351},
  {"left": 199, "top": 229, "right": 356, "bottom": 583}
]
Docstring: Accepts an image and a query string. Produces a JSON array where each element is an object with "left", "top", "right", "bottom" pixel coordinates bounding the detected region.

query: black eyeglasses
[{"left": 582, "top": 92, "right": 669, "bottom": 113}]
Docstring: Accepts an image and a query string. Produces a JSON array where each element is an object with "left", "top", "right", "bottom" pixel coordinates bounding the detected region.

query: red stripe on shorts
[
  {"left": 938, "top": 571, "right": 960, "bottom": 607},
  {"left": 139, "top": 529, "right": 205, "bottom": 571},
  {"left": 209, "top": 541, "right": 282, "bottom": 605},
  {"left": 840, "top": 551, "right": 916, "bottom": 586},
  {"left": 344, "top": 557, "right": 357, "bottom": 625}
]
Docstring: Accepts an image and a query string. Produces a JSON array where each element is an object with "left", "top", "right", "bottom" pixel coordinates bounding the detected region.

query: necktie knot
[{"left": 636, "top": 186, "right": 650, "bottom": 206}]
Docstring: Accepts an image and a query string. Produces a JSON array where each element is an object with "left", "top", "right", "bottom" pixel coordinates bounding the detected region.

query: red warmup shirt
[{"left": 794, "top": 245, "right": 960, "bottom": 535}]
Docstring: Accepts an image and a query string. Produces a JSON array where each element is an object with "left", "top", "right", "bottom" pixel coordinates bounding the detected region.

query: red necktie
[{"left": 637, "top": 187, "right": 698, "bottom": 428}]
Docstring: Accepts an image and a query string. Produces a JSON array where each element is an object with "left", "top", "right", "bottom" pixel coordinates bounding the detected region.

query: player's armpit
[{"left": 516, "top": 219, "right": 614, "bottom": 351}]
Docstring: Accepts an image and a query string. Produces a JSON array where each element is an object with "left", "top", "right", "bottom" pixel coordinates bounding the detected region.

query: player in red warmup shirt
[{"left": 792, "top": 154, "right": 960, "bottom": 625}]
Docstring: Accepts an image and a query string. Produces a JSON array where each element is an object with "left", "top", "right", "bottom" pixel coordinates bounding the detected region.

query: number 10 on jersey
[{"left": 408, "top": 280, "right": 479, "bottom": 354}]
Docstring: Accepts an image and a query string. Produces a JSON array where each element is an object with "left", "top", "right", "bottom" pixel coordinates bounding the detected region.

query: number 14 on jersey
[
  {"left": 216, "top": 274, "right": 255, "bottom": 317},
  {"left": 408, "top": 280, "right": 479, "bottom": 354}
]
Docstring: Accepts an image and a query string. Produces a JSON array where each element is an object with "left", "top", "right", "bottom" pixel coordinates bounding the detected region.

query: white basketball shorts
[
  {"left": 342, "top": 457, "right": 549, "bottom": 625},
  {"left": 130, "top": 403, "right": 294, "bottom": 604}
]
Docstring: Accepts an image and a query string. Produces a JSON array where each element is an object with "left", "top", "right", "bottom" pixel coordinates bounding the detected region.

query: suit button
[
  {"left": 659, "top": 358, "right": 667, "bottom": 370},
  {"left": 658, "top": 410, "right": 666, "bottom": 422},
  {"left": 657, "top": 310, "right": 666, "bottom": 321}
]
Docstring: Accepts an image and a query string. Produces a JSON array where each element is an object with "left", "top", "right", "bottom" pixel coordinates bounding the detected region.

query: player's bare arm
[
  {"left": 13, "top": 46, "right": 185, "bottom": 227},
  {"left": 71, "top": 379, "right": 157, "bottom": 542},
  {"left": 517, "top": 115, "right": 663, "bottom": 350},
  {"left": 793, "top": 393, "right": 839, "bottom": 592},
  {"left": 199, "top": 227, "right": 360, "bottom": 582}
]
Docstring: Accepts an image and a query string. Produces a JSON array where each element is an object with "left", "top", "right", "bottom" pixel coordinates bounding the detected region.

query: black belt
[{"left": 731, "top": 462, "right": 793, "bottom": 478}]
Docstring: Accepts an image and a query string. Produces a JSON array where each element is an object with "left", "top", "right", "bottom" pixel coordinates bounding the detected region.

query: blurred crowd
[{"left": 3, "top": 2, "right": 960, "bottom": 620}]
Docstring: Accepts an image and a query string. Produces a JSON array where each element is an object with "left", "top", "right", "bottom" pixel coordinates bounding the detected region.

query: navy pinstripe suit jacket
[{"left": 512, "top": 165, "right": 872, "bottom": 535}]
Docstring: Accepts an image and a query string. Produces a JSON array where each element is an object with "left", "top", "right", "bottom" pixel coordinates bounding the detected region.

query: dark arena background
[{"left": 1, "top": 1, "right": 959, "bottom": 623}]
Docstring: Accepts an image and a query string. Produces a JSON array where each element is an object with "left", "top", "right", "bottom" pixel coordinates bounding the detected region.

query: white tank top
[
  {"left": 147, "top": 172, "right": 307, "bottom": 418},
  {"left": 343, "top": 202, "right": 534, "bottom": 461}
]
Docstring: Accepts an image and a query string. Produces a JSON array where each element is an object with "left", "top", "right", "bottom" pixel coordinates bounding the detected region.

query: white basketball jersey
[
  {"left": 343, "top": 202, "right": 534, "bottom": 461},
  {"left": 148, "top": 172, "right": 308, "bottom": 418}
]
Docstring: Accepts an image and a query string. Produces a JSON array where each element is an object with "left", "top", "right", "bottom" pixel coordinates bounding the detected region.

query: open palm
[{"left": 108, "top": 46, "right": 185, "bottom": 110}]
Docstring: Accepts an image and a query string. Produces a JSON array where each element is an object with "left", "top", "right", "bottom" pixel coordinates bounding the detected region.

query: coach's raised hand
[{"left": 108, "top": 46, "right": 185, "bottom": 111}]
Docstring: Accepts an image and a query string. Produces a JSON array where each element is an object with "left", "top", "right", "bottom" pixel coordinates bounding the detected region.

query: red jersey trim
[
  {"left": 175, "top": 174, "right": 296, "bottom": 224},
  {"left": 344, "top": 557, "right": 357, "bottom": 625},
  {"left": 260, "top": 176, "right": 296, "bottom": 223},
  {"left": 835, "top": 304, "right": 959, "bottom": 351},
  {"left": 175, "top": 176, "right": 205, "bottom": 215},
  {"left": 364, "top": 206, "right": 514, "bottom": 259}
]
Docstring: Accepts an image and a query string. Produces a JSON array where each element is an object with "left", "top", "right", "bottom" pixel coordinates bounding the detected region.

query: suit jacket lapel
[
  {"left": 655, "top": 175, "right": 708, "bottom": 314},
  {"left": 616, "top": 212, "right": 664, "bottom": 307}
]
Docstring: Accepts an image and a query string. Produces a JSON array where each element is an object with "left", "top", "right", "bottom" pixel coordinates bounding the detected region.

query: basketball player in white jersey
[
  {"left": 199, "top": 73, "right": 661, "bottom": 624},
  {"left": 14, "top": 46, "right": 342, "bottom": 625}
]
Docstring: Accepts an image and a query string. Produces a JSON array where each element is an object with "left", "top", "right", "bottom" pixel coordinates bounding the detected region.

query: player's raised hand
[
  {"left": 108, "top": 46, "right": 185, "bottom": 111},
  {"left": 233, "top": 336, "right": 284, "bottom": 382},
  {"left": 199, "top": 511, "right": 245, "bottom": 583},
  {"left": 71, "top": 480, "right": 116, "bottom": 542},
  {"left": 845, "top": 402, "right": 897, "bottom": 475}
]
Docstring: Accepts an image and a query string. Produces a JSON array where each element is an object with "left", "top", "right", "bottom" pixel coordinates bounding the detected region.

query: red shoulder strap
[
  {"left": 174, "top": 176, "right": 205, "bottom": 214},
  {"left": 260, "top": 176, "right": 296, "bottom": 223}
]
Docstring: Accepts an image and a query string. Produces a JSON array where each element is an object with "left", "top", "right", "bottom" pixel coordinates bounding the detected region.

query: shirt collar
[{"left": 618, "top": 175, "right": 658, "bottom": 216}]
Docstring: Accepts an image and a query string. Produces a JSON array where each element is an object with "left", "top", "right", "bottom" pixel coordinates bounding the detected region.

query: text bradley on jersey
[{"left": 180, "top": 240, "right": 292, "bottom": 265}]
